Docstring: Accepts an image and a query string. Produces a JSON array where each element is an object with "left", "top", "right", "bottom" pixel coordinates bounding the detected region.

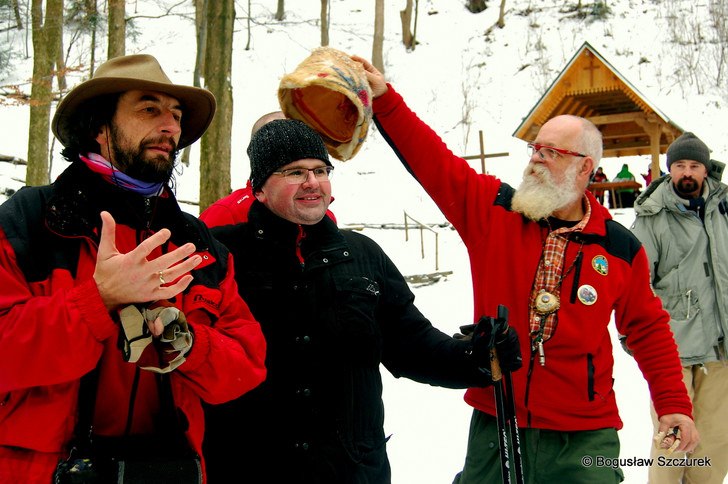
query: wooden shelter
[{"left": 513, "top": 41, "right": 683, "bottom": 180}]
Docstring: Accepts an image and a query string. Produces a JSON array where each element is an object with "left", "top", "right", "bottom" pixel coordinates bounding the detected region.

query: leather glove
[
  {"left": 470, "top": 305, "right": 523, "bottom": 373},
  {"left": 118, "top": 305, "right": 194, "bottom": 374},
  {"left": 453, "top": 323, "right": 476, "bottom": 341}
]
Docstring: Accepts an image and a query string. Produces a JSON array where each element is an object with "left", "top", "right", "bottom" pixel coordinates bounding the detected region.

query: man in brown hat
[
  {"left": 631, "top": 132, "right": 728, "bottom": 483},
  {"left": 0, "top": 54, "right": 266, "bottom": 483}
]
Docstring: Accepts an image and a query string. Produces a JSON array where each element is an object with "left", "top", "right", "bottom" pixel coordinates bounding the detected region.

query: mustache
[{"left": 142, "top": 136, "right": 178, "bottom": 153}]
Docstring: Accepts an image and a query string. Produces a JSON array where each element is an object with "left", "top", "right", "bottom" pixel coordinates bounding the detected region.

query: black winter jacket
[{"left": 203, "top": 202, "right": 488, "bottom": 484}]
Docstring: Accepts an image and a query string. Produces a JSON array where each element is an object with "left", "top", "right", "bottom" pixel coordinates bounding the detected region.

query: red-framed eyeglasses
[{"left": 527, "top": 143, "right": 587, "bottom": 161}]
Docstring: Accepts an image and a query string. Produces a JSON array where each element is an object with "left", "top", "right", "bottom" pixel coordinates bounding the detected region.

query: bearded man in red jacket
[
  {"left": 354, "top": 56, "right": 698, "bottom": 483},
  {"left": 0, "top": 54, "right": 266, "bottom": 483}
]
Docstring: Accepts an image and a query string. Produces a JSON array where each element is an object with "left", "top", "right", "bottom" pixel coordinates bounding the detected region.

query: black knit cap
[
  {"left": 248, "top": 118, "right": 331, "bottom": 190},
  {"left": 666, "top": 132, "right": 711, "bottom": 170}
]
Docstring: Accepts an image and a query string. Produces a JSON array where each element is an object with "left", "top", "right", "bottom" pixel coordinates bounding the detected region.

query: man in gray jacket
[{"left": 631, "top": 132, "right": 728, "bottom": 484}]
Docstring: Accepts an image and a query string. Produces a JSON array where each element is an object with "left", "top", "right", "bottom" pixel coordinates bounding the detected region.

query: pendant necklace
[
  {"left": 533, "top": 241, "right": 584, "bottom": 316},
  {"left": 531, "top": 241, "right": 583, "bottom": 366}
]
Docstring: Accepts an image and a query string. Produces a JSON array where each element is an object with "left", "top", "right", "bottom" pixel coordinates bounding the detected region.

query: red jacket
[
  {"left": 0, "top": 161, "right": 266, "bottom": 481},
  {"left": 373, "top": 87, "right": 691, "bottom": 431}
]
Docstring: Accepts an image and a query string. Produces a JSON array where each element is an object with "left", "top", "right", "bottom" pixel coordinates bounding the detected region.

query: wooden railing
[
  {"left": 403, "top": 211, "right": 440, "bottom": 271},
  {"left": 587, "top": 181, "right": 642, "bottom": 208}
]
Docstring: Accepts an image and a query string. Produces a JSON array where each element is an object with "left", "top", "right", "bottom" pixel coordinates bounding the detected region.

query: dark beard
[
  {"left": 109, "top": 124, "right": 178, "bottom": 183},
  {"left": 675, "top": 177, "right": 700, "bottom": 196}
]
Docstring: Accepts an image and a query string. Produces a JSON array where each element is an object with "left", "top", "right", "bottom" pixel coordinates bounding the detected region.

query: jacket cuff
[
  {"left": 178, "top": 322, "right": 210, "bottom": 372},
  {"left": 373, "top": 83, "right": 403, "bottom": 117},
  {"left": 68, "top": 278, "right": 117, "bottom": 341}
]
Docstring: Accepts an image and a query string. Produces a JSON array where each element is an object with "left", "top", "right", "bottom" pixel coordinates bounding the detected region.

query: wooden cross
[
  {"left": 583, "top": 52, "right": 601, "bottom": 87},
  {"left": 462, "top": 130, "right": 509, "bottom": 174}
]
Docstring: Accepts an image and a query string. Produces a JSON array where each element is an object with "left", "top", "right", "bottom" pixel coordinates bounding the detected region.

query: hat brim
[{"left": 52, "top": 77, "right": 216, "bottom": 150}]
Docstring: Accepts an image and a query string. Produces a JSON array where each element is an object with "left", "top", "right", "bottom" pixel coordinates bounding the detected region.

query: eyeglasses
[
  {"left": 271, "top": 166, "right": 334, "bottom": 184},
  {"left": 527, "top": 143, "right": 587, "bottom": 161}
]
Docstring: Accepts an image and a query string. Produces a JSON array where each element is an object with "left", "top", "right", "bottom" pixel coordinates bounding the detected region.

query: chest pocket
[{"left": 329, "top": 276, "right": 382, "bottom": 366}]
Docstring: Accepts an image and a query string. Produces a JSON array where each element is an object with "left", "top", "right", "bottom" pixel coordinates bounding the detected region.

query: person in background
[
  {"left": 611, "top": 162, "right": 638, "bottom": 208},
  {"left": 201, "top": 118, "right": 522, "bottom": 483},
  {"left": 641, "top": 162, "right": 666, "bottom": 187},
  {"left": 355, "top": 55, "right": 698, "bottom": 483},
  {"left": 590, "top": 166, "right": 608, "bottom": 205},
  {"left": 0, "top": 54, "right": 266, "bottom": 483},
  {"left": 630, "top": 131, "right": 728, "bottom": 484}
]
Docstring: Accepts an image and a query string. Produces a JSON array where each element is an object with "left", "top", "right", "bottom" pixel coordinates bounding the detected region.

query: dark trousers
[{"left": 453, "top": 410, "right": 624, "bottom": 484}]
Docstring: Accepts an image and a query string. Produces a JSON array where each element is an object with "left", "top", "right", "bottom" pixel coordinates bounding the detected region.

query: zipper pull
[{"left": 686, "top": 289, "right": 692, "bottom": 318}]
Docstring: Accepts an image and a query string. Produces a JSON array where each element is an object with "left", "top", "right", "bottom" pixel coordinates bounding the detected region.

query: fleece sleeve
[
  {"left": 373, "top": 85, "right": 501, "bottom": 244},
  {"left": 614, "top": 246, "right": 692, "bottom": 419}
]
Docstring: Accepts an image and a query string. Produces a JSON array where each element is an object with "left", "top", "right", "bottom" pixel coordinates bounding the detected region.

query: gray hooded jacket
[{"left": 631, "top": 175, "right": 728, "bottom": 365}]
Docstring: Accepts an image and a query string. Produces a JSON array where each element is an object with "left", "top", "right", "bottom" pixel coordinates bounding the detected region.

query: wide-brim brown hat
[
  {"left": 52, "top": 54, "right": 216, "bottom": 149},
  {"left": 278, "top": 47, "right": 372, "bottom": 161}
]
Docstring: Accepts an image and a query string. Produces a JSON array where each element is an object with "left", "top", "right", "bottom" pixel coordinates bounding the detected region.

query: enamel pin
[{"left": 592, "top": 255, "right": 608, "bottom": 276}]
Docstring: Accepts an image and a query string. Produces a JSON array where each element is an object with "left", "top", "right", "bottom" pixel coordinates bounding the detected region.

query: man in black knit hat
[
  {"left": 631, "top": 132, "right": 728, "bottom": 484},
  {"left": 201, "top": 118, "right": 522, "bottom": 483}
]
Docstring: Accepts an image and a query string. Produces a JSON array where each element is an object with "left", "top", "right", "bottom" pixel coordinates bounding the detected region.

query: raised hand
[
  {"left": 93, "top": 211, "right": 202, "bottom": 311},
  {"left": 351, "top": 55, "right": 389, "bottom": 98}
]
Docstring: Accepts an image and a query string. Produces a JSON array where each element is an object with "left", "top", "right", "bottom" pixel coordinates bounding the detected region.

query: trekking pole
[{"left": 488, "top": 305, "right": 525, "bottom": 484}]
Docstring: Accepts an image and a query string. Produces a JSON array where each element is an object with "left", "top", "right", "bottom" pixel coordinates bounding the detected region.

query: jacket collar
[
  {"left": 46, "top": 160, "right": 203, "bottom": 248},
  {"left": 635, "top": 175, "right": 728, "bottom": 217},
  {"left": 248, "top": 201, "right": 350, "bottom": 267}
]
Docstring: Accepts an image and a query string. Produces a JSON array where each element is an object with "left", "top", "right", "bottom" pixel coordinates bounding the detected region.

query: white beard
[{"left": 511, "top": 162, "right": 582, "bottom": 221}]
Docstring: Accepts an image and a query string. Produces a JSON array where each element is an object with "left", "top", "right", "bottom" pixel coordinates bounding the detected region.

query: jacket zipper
[{"left": 524, "top": 349, "right": 537, "bottom": 427}]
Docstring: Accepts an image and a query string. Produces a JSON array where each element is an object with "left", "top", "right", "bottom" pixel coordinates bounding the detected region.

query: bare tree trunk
[
  {"left": 412, "top": 0, "right": 419, "bottom": 51},
  {"left": 466, "top": 0, "right": 486, "bottom": 13},
  {"left": 27, "top": 0, "right": 63, "bottom": 186},
  {"left": 320, "top": 0, "right": 329, "bottom": 46},
  {"left": 497, "top": 0, "right": 506, "bottom": 28},
  {"left": 200, "top": 0, "right": 234, "bottom": 212},
  {"left": 194, "top": 4, "right": 209, "bottom": 99},
  {"left": 85, "top": 0, "right": 97, "bottom": 77},
  {"left": 372, "top": 0, "right": 384, "bottom": 74},
  {"left": 107, "top": 0, "right": 125, "bottom": 58},
  {"left": 11, "top": 0, "right": 23, "bottom": 29},
  {"left": 275, "top": 0, "right": 284, "bottom": 21},
  {"left": 55, "top": 26, "right": 66, "bottom": 91},
  {"left": 400, "top": 0, "right": 413, "bottom": 49},
  {"left": 182, "top": 0, "right": 208, "bottom": 167},
  {"left": 245, "top": 0, "right": 252, "bottom": 50}
]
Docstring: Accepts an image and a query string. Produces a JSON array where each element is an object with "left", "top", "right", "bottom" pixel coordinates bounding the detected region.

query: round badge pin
[{"left": 577, "top": 284, "right": 598, "bottom": 305}]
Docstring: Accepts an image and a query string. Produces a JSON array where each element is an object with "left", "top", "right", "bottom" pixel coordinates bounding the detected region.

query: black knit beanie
[
  {"left": 248, "top": 119, "right": 331, "bottom": 190},
  {"left": 666, "top": 132, "right": 711, "bottom": 170}
]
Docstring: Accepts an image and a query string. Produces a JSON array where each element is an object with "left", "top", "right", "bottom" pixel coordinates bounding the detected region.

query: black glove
[{"left": 471, "top": 305, "right": 523, "bottom": 373}]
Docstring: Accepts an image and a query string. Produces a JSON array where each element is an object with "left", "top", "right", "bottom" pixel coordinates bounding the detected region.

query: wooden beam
[
  {"left": 588, "top": 112, "right": 645, "bottom": 125},
  {"left": 462, "top": 152, "right": 510, "bottom": 160}
]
